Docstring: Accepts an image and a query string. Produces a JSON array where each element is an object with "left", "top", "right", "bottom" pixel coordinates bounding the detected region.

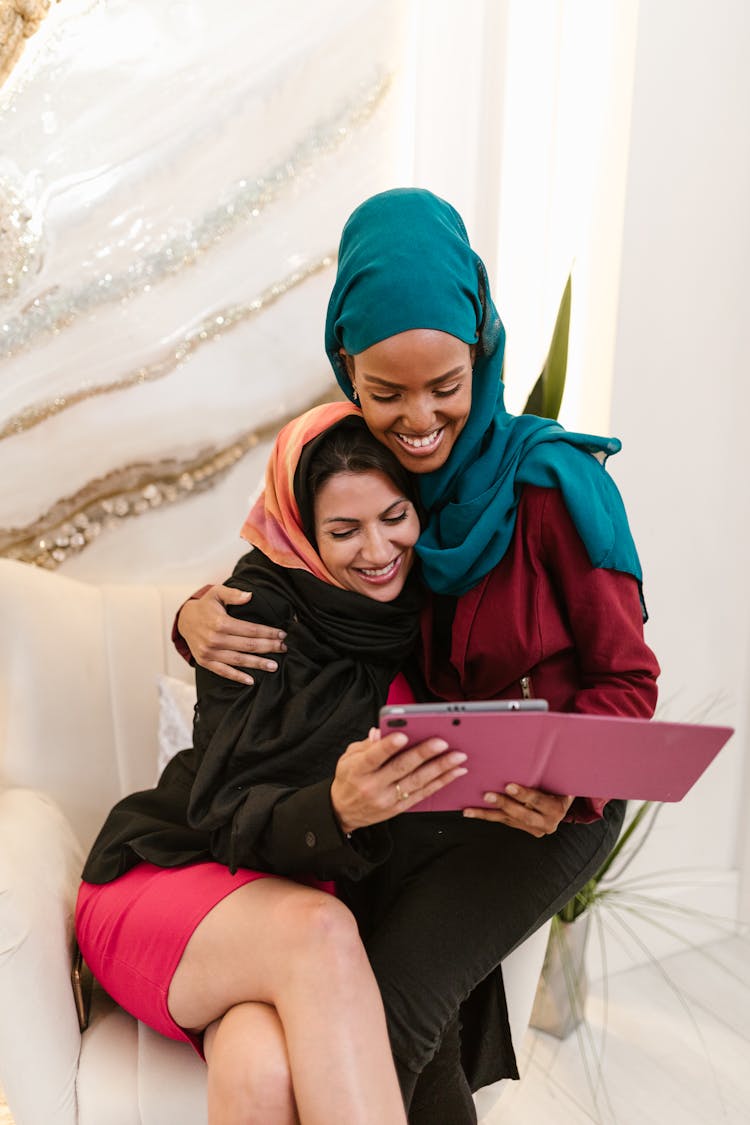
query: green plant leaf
[
  {"left": 522, "top": 273, "right": 571, "bottom": 421},
  {"left": 556, "top": 801, "right": 658, "bottom": 923},
  {"left": 558, "top": 876, "right": 599, "bottom": 923},
  {"left": 595, "top": 800, "right": 656, "bottom": 883}
]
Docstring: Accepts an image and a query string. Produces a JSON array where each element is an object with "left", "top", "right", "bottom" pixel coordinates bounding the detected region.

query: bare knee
[
  {"left": 286, "top": 895, "right": 362, "bottom": 962},
  {"left": 279, "top": 895, "right": 371, "bottom": 993}
]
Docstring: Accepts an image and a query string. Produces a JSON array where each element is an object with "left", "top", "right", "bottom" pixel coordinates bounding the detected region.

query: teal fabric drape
[{"left": 325, "top": 188, "right": 645, "bottom": 615}]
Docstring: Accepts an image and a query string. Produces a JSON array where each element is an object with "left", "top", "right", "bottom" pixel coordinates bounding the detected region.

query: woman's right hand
[
  {"left": 330, "top": 729, "right": 468, "bottom": 835},
  {"left": 178, "top": 585, "right": 287, "bottom": 684}
]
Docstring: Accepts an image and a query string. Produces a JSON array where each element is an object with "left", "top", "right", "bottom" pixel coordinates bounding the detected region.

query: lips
[
  {"left": 394, "top": 427, "right": 444, "bottom": 455},
  {"left": 354, "top": 554, "right": 403, "bottom": 585}
]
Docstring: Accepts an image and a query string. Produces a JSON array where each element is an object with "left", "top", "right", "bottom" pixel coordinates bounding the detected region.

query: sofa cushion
[
  {"left": 0, "top": 788, "right": 83, "bottom": 1125},
  {"left": 156, "top": 675, "right": 197, "bottom": 778},
  {"left": 0, "top": 560, "right": 193, "bottom": 849}
]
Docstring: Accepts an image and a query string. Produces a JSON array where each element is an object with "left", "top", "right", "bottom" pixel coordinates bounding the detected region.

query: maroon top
[{"left": 418, "top": 485, "right": 660, "bottom": 820}]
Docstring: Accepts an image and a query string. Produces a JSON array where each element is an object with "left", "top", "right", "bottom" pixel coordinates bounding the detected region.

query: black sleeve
[
  {"left": 189, "top": 573, "right": 392, "bottom": 881},
  {"left": 207, "top": 777, "right": 392, "bottom": 880}
]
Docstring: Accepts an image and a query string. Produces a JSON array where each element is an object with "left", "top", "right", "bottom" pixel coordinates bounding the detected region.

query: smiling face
[
  {"left": 313, "top": 469, "right": 420, "bottom": 601},
  {"left": 346, "top": 329, "right": 474, "bottom": 473}
]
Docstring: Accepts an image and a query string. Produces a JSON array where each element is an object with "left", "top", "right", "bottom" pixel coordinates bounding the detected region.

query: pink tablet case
[{"left": 389, "top": 712, "right": 734, "bottom": 812}]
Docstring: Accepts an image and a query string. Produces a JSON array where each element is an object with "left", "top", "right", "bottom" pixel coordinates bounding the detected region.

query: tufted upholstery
[{"left": 0, "top": 559, "right": 548, "bottom": 1124}]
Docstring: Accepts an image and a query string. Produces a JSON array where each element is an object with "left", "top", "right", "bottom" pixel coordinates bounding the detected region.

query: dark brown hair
[{"left": 295, "top": 416, "right": 419, "bottom": 545}]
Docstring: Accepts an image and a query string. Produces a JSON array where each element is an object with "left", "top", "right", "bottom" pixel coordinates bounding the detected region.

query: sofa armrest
[{"left": 0, "top": 789, "right": 85, "bottom": 1125}]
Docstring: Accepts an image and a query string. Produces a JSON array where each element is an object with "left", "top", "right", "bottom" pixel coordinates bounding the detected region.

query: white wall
[
  {"left": 493, "top": 0, "right": 641, "bottom": 432},
  {"left": 608, "top": 0, "right": 750, "bottom": 922},
  {"left": 407, "top": 0, "right": 641, "bottom": 429},
  {"left": 402, "top": 0, "right": 508, "bottom": 276}
]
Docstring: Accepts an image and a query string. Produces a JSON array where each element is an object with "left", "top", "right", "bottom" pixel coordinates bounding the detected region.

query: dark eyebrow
[
  {"left": 321, "top": 497, "right": 410, "bottom": 526},
  {"left": 359, "top": 365, "right": 466, "bottom": 390}
]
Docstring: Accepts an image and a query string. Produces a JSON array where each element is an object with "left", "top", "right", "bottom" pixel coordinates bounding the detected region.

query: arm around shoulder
[{"left": 171, "top": 555, "right": 288, "bottom": 682}]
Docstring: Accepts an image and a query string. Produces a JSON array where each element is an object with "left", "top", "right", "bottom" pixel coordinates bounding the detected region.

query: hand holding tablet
[{"left": 379, "top": 702, "right": 734, "bottom": 813}]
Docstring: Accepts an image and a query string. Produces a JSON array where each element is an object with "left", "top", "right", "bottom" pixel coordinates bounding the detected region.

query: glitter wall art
[{"left": 0, "top": 0, "right": 408, "bottom": 583}]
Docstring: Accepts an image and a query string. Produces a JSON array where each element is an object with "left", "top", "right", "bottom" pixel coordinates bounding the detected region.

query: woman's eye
[
  {"left": 329, "top": 528, "right": 357, "bottom": 540},
  {"left": 384, "top": 510, "right": 409, "bottom": 525},
  {"left": 435, "top": 384, "right": 460, "bottom": 398},
  {"left": 370, "top": 392, "right": 399, "bottom": 403}
]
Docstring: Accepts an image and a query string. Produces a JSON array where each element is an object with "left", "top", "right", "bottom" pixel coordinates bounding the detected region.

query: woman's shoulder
[
  {"left": 516, "top": 483, "right": 590, "bottom": 550},
  {"left": 517, "top": 482, "right": 556, "bottom": 505},
  {"left": 515, "top": 483, "right": 567, "bottom": 522},
  {"left": 223, "top": 552, "right": 297, "bottom": 627}
]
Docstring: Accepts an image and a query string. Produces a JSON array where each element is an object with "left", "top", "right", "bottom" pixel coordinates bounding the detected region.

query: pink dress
[{"left": 75, "top": 861, "right": 283, "bottom": 1052}]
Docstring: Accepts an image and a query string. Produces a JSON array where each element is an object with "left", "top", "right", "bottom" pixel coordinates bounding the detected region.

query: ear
[
  {"left": 339, "top": 348, "right": 355, "bottom": 380},
  {"left": 339, "top": 349, "right": 358, "bottom": 399}
]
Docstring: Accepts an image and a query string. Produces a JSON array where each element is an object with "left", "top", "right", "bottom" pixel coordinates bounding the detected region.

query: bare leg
[
  {"left": 203, "top": 1002, "right": 299, "bottom": 1125},
  {"left": 169, "top": 877, "right": 406, "bottom": 1125}
]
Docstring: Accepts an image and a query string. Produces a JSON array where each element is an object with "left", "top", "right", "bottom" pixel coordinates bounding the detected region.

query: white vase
[{"left": 528, "top": 913, "right": 591, "bottom": 1039}]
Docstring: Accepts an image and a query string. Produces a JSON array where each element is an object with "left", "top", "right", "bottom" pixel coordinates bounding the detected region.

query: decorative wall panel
[{"left": 0, "top": 0, "right": 407, "bottom": 583}]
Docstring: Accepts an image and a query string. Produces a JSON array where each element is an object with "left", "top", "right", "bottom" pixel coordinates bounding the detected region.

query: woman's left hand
[{"left": 463, "top": 783, "right": 574, "bottom": 837}]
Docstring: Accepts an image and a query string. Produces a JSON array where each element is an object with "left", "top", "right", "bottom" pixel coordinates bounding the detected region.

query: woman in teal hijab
[
  {"left": 176, "top": 188, "right": 659, "bottom": 1123},
  {"left": 326, "top": 187, "right": 644, "bottom": 607}
]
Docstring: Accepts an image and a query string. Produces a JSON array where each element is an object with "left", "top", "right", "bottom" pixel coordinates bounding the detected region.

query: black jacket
[{"left": 82, "top": 552, "right": 420, "bottom": 884}]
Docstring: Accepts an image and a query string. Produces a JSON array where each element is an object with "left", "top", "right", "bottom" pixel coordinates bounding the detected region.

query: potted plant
[
  {"left": 529, "top": 800, "right": 656, "bottom": 1038},
  {"left": 530, "top": 698, "right": 740, "bottom": 1042}
]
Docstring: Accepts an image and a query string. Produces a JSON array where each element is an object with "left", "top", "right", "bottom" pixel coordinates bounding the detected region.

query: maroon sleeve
[
  {"left": 171, "top": 585, "right": 212, "bottom": 665},
  {"left": 539, "top": 488, "right": 660, "bottom": 822}
]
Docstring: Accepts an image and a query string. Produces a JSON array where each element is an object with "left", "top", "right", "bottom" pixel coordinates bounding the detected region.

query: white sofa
[{"left": 0, "top": 558, "right": 549, "bottom": 1125}]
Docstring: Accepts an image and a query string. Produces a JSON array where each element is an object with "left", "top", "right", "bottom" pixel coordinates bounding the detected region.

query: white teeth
[
  {"left": 359, "top": 560, "right": 397, "bottom": 578},
  {"left": 397, "top": 428, "right": 440, "bottom": 449}
]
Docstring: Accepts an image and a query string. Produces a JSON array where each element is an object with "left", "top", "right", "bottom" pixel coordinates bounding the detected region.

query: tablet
[{"left": 379, "top": 703, "right": 734, "bottom": 810}]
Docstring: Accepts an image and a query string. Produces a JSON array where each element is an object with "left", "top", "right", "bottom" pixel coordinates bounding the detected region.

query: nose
[
  {"left": 360, "top": 525, "right": 394, "bottom": 566},
  {"left": 402, "top": 393, "right": 436, "bottom": 434}
]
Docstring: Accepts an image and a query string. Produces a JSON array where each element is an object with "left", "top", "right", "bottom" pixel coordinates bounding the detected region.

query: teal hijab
[{"left": 325, "top": 188, "right": 645, "bottom": 616}]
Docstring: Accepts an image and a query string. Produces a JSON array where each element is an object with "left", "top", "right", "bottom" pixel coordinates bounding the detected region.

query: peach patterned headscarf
[{"left": 239, "top": 400, "right": 361, "bottom": 586}]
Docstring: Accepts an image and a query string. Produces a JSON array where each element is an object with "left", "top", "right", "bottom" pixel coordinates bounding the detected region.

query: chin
[
  {"left": 350, "top": 573, "right": 409, "bottom": 602},
  {"left": 397, "top": 449, "right": 450, "bottom": 474},
  {"left": 367, "top": 581, "right": 406, "bottom": 602}
]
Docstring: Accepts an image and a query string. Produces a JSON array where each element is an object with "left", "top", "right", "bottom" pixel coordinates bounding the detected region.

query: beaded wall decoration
[{"left": 0, "top": 386, "right": 337, "bottom": 569}]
